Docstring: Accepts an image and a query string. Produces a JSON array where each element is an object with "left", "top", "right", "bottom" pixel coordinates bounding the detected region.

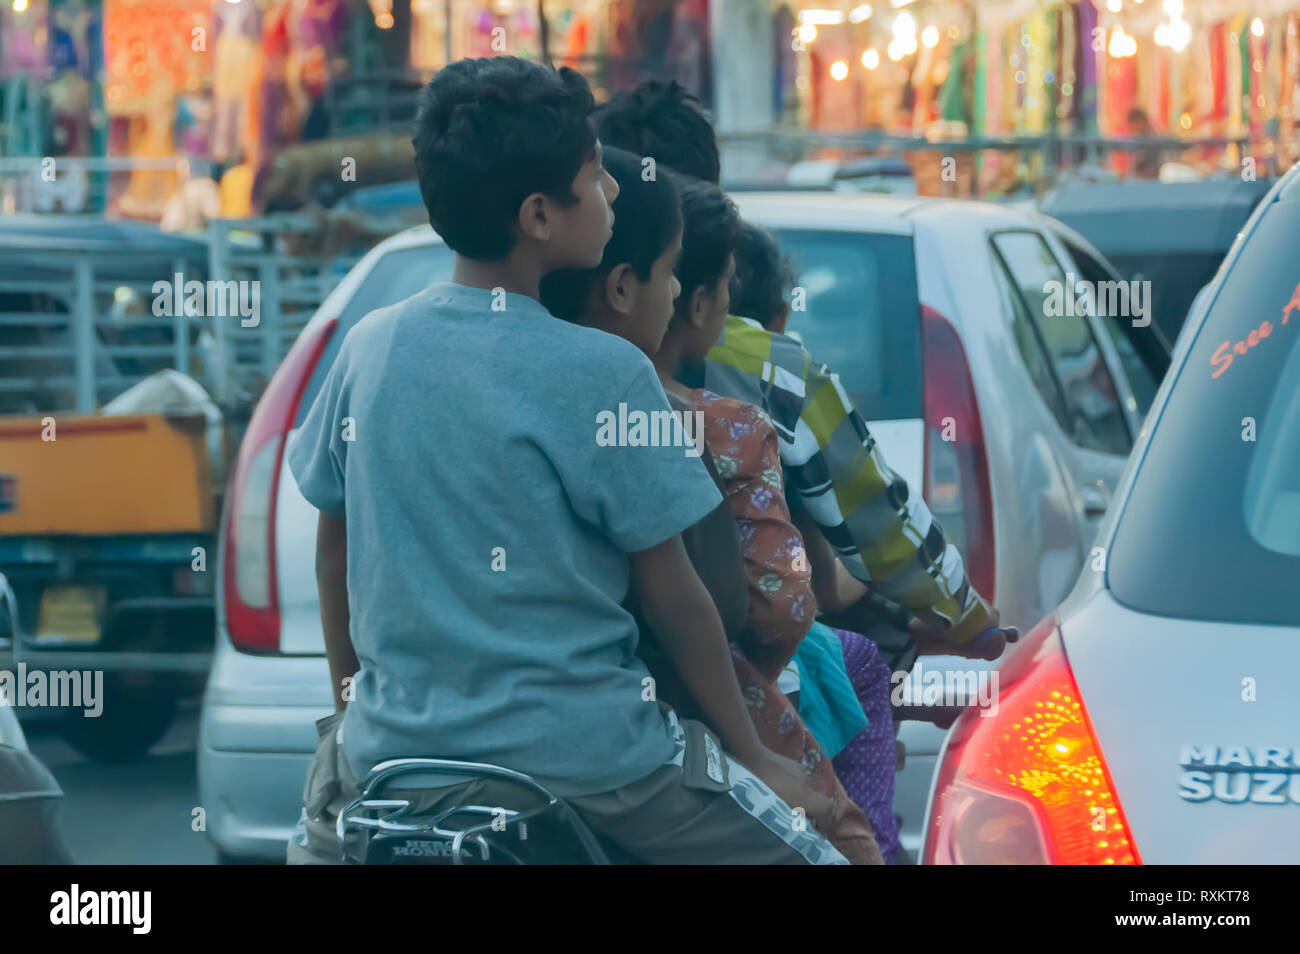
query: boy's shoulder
[
  {"left": 495, "top": 301, "right": 657, "bottom": 387},
  {"left": 554, "top": 320, "right": 655, "bottom": 377},
  {"left": 334, "top": 289, "right": 426, "bottom": 363},
  {"left": 333, "top": 283, "right": 656, "bottom": 392},
  {"left": 332, "top": 283, "right": 475, "bottom": 372}
]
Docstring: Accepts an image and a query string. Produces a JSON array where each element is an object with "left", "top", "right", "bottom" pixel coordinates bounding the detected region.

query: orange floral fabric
[
  {"left": 690, "top": 388, "right": 815, "bottom": 682},
  {"left": 730, "top": 647, "right": 881, "bottom": 864}
]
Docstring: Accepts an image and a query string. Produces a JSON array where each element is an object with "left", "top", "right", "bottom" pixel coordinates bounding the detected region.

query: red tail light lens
[
  {"left": 920, "top": 305, "right": 995, "bottom": 602},
  {"left": 924, "top": 615, "right": 1140, "bottom": 865},
  {"left": 222, "top": 318, "right": 338, "bottom": 652}
]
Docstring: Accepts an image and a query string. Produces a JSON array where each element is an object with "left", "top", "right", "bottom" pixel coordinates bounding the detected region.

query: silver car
[
  {"left": 0, "top": 573, "right": 73, "bottom": 864},
  {"left": 200, "top": 194, "right": 1157, "bottom": 862},
  {"left": 923, "top": 163, "right": 1300, "bottom": 864}
]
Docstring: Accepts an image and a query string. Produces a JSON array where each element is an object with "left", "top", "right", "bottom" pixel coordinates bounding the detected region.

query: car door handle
[{"left": 1080, "top": 485, "right": 1109, "bottom": 517}]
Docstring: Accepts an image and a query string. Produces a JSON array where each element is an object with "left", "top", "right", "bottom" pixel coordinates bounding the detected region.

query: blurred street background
[
  {"left": 21, "top": 702, "right": 211, "bottom": 863},
  {"left": 1, "top": 0, "right": 1299, "bottom": 864},
  {"left": 0, "top": 0, "right": 1294, "bottom": 419}
]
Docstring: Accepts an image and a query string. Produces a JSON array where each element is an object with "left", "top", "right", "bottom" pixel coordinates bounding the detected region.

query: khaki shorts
[{"left": 287, "top": 708, "right": 850, "bottom": 865}]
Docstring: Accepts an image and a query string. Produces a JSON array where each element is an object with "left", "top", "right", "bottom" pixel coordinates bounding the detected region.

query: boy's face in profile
[
  {"left": 696, "top": 253, "right": 735, "bottom": 351},
  {"left": 672, "top": 252, "right": 735, "bottom": 361},
  {"left": 621, "top": 230, "right": 683, "bottom": 358},
  {"left": 547, "top": 141, "right": 618, "bottom": 270}
]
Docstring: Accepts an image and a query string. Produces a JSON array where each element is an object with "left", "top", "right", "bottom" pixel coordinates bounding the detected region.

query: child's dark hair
[
  {"left": 672, "top": 175, "right": 741, "bottom": 310},
  {"left": 730, "top": 222, "right": 793, "bottom": 329},
  {"left": 412, "top": 57, "right": 596, "bottom": 260},
  {"left": 594, "top": 80, "right": 721, "bottom": 185},
  {"left": 539, "top": 147, "right": 682, "bottom": 322}
]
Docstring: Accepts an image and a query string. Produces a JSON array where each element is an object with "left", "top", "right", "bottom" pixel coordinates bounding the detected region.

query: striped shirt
[{"left": 704, "top": 315, "right": 994, "bottom": 649}]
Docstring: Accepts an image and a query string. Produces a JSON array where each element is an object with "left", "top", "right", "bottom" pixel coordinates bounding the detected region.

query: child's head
[
  {"left": 730, "top": 222, "right": 793, "bottom": 334},
  {"left": 594, "top": 80, "right": 721, "bottom": 185},
  {"left": 539, "top": 147, "right": 683, "bottom": 357},
  {"left": 412, "top": 57, "right": 616, "bottom": 269},
  {"left": 667, "top": 176, "right": 741, "bottom": 360}
]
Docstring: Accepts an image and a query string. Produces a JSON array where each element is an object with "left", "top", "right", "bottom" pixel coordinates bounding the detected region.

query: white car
[
  {"left": 200, "top": 193, "right": 1162, "bottom": 862},
  {"left": 923, "top": 161, "right": 1300, "bottom": 864}
]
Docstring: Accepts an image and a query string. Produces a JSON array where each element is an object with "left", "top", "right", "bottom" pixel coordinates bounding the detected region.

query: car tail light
[
  {"left": 921, "top": 304, "right": 995, "bottom": 602},
  {"left": 923, "top": 615, "right": 1140, "bottom": 865},
  {"left": 222, "top": 318, "right": 338, "bottom": 652}
]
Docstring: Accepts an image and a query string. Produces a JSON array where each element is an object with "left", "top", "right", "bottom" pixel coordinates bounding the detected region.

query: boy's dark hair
[
  {"left": 730, "top": 222, "right": 793, "bottom": 329},
  {"left": 412, "top": 57, "right": 596, "bottom": 260},
  {"left": 672, "top": 174, "right": 741, "bottom": 309},
  {"left": 594, "top": 80, "right": 721, "bottom": 185},
  {"left": 539, "top": 147, "right": 682, "bottom": 322}
]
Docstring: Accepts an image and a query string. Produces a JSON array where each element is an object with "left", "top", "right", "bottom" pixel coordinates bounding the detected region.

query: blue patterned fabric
[{"left": 793, "top": 621, "right": 869, "bottom": 758}]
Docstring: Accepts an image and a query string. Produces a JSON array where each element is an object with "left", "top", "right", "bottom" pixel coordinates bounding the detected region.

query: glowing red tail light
[{"left": 924, "top": 615, "right": 1140, "bottom": 865}]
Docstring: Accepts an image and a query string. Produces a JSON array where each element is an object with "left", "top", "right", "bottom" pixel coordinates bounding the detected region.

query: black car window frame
[{"left": 989, "top": 229, "right": 1133, "bottom": 455}]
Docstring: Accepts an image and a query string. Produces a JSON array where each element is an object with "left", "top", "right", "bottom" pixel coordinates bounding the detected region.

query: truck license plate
[{"left": 36, "top": 585, "right": 107, "bottom": 644}]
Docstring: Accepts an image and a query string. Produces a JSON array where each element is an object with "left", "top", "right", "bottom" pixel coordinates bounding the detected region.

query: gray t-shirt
[{"left": 288, "top": 281, "right": 721, "bottom": 797}]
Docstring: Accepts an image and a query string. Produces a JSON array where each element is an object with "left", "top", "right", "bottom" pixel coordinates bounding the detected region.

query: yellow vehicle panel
[{"left": 0, "top": 412, "right": 215, "bottom": 536}]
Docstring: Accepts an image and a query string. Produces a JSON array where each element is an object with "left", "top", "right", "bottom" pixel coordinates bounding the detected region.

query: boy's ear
[
  {"left": 603, "top": 263, "right": 636, "bottom": 316},
  {"left": 689, "top": 285, "right": 711, "bottom": 328},
  {"left": 517, "top": 193, "right": 551, "bottom": 243}
]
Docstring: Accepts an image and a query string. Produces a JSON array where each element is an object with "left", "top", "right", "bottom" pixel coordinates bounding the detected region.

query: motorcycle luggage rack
[{"left": 337, "top": 757, "right": 612, "bottom": 865}]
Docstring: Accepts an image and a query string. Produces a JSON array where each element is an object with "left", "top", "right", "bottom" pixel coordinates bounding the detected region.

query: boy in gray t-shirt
[
  {"left": 286, "top": 57, "right": 847, "bottom": 864},
  {"left": 293, "top": 281, "right": 715, "bottom": 795}
]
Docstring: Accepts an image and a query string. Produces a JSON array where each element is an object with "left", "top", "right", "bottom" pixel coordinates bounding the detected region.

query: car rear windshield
[
  {"left": 1107, "top": 196, "right": 1300, "bottom": 626},
  {"left": 772, "top": 229, "right": 922, "bottom": 421},
  {"left": 296, "top": 230, "right": 922, "bottom": 427},
  {"left": 296, "top": 242, "right": 453, "bottom": 426}
]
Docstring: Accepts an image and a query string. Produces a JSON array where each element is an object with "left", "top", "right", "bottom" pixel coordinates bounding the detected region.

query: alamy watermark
[
  {"left": 595, "top": 404, "right": 705, "bottom": 458},
  {"left": 152, "top": 273, "right": 260, "bottom": 327},
  {"left": 0, "top": 664, "right": 103, "bottom": 716},
  {"left": 891, "top": 660, "right": 999, "bottom": 717},
  {"left": 50, "top": 884, "right": 150, "bottom": 934},
  {"left": 1042, "top": 272, "right": 1151, "bottom": 328}
]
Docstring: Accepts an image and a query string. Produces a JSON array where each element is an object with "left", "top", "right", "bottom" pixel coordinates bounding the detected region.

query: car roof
[
  {"left": 731, "top": 190, "right": 1038, "bottom": 235},
  {"left": 373, "top": 190, "right": 1043, "bottom": 253}
]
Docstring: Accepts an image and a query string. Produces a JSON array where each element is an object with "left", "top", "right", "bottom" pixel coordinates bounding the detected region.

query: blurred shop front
[
  {"left": 0, "top": 0, "right": 365, "bottom": 217},
  {"left": 752, "top": 0, "right": 1300, "bottom": 195},
  {"left": 408, "top": 0, "right": 712, "bottom": 102},
  {"left": 0, "top": 0, "right": 105, "bottom": 210},
  {"left": 0, "top": 0, "right": 720, "bottom": 221},
  {"left": 104, "top": 0, "right": 379, "bottom": 219},
  {"left": 6, "top": 0, "right": 1296, "bottom": 216}
]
